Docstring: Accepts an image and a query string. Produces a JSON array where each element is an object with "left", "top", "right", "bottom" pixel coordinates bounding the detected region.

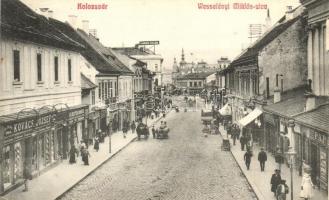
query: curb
[
  {"left": 55, "top": 113, "right": 169, "bottom": 199},
  {"left": 229, "top": 149, "right": 263, "bottom": 200},
  {"left": 55, "top": 136, "right": 137, "bottom": 200},
  {"left": 217, "top": 128, "right": 262, "bottom": 200}
]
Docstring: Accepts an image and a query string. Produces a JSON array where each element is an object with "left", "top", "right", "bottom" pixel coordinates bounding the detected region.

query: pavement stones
[{"left": 3, "top": 114, "right": 166, "bottom": 200}]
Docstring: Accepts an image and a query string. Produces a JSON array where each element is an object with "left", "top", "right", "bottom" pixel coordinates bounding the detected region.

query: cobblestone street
[{"left": 59, "top": 99, "right": 257, "bottom": 200}]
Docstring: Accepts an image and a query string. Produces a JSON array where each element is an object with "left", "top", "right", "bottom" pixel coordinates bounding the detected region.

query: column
[
  {"left": 307, "top": 29, "right": 313, "bottom": 81},
  {"left": 288, "top": 119, "right": 295, "bottom": 149},
  {"left": 313, "top": 27, "right": 320, "bottom": 95}
]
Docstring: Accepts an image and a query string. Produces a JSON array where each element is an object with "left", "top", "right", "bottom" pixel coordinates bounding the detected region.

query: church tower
[{"left": 179, "top": 48, "right": 186, "bottom": 68}]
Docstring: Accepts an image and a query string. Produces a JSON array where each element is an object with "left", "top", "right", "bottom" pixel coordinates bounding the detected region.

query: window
[
  {"left": 68, "top": 59, "right": 72, "bottom": 82},
  {"left": 13, "top": 50, "right": 20, "bottom": 81},
  {"left": 194, "top": 82, "right": 197, "bottom": 87},
  {"left": 190, "top": 82, "right": 192, "bottom": 87},
  {"left": 92, "top": 90, "right": 95, "bottom": 105},
  {"left": 109, "top": 82, "right": 113, "bottom": 97},
  {"left": 155, "top": 64, "right": 158, "bottom": 71},
  {"left": 98, "top": 81, "right": 101, "bottom": 99},
  {"left": 37, "top": 53, "right": 42, "bottom": 81},
  {"left": 54, "top": 56, "right": 59, "bottom": 82},
  {"left": 114, "top": 82, "right": 117, "bottom": 96},
  {"left": 199, "top": 81, "right": 202, "bottom": 86}
]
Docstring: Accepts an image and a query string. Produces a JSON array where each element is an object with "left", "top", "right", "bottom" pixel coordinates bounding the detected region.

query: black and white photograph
[{"left": 0, "top": 0, "right": 329, "bottom": 199}]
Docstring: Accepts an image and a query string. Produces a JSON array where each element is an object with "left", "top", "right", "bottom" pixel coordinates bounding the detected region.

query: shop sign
[
  {"left": 311, "top": 130, "right": 326, "bottom": 145},
  {"left": 69, "top": 109, "right": 85, "bottom": 118},
  {"left": 5, "top": 113, "right": 56, "bottom": 136}
]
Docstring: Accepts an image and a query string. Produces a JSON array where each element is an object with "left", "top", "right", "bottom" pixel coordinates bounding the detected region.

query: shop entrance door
[{"left": 311, "top": 143, "right": 319, "bottom": 185}]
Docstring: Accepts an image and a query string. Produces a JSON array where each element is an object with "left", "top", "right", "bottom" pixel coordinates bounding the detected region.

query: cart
[
  {"left": 221, "top": 138, "right": 231, "bottom": 151},
  {"left": 136, "top": 123, "right": 149, "bottom": 140}
]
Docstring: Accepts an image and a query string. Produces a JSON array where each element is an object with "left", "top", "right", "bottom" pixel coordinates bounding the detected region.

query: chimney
[
  {"left": 48, "top": 10, "right": 53, "bottom": 18},
  {"left": 274, "top": 74, "right": 281, "bottom": 103},
  {"left": 285, "top": 6, "right": 294, "bottom": 20},
  {"left": 68, "top": 15, "right": 78, "bottom": 29},
  {"left": 82, "top": 20, "right": 89, "bottom": 33}
]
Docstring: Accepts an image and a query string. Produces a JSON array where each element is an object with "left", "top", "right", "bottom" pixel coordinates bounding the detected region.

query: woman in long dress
[{"left": 300, "top": 172, "right": 314, "bottom": 199}]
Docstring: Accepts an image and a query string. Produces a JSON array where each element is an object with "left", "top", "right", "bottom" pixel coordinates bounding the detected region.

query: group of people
[
  {"left": 69, "top": 142, "right": 91, "bottom": 166},
  {"left": 151, "top": 121, "right": 168, "bottom": 138},
  {"left": 222, "top": 120, "right": 317, "bottom": 200}
]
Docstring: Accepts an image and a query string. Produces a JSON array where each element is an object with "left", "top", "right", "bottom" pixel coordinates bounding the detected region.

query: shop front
[
  {"left": 299, "top": 126, "right": 328, "bottom": 191},
  {"left": 67, "top": 105, "right": 89, "bottom": 149},
  {"left": 264, "top": 113, "right": 279, "bottom": 153},
  {"left": 0, "top": 110, "right": 59, "bottom": 194},
  {"left": 87, "top": 110, "right": 100, "bottom": 145}
]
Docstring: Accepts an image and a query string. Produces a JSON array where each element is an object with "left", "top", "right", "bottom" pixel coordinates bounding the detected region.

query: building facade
[{"left": 0, "top": 0, "right": 89, "bottom": 194}]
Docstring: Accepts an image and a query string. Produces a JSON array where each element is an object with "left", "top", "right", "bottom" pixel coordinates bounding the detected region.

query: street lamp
[{"left": 286, "top": 146, "right": 297, "bottom": 200}]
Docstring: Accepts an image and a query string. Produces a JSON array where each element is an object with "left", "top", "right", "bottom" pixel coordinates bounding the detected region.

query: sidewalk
[
  {"left": 3, "top": 113, "right": 167, "bottom": 200},
  {"left": 219, "top": 126, "right": 327, "bottom": 200}
]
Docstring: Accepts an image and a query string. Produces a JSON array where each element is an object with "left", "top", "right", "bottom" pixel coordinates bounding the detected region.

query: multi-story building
[
  {"left": 113, "top": 45, "right": 163, "bottom": 91},
  {"left": 172, "top": 49, "right": 229, "bottom": 86},
  {"left": 0, "top": 0, "right": 90, "bottom": 193},
  {"left": 221, "top": 6, "right": 307, "bottom": 148},
  {"left": 176, "top": 72, "right": 215, "bottom": 96}
]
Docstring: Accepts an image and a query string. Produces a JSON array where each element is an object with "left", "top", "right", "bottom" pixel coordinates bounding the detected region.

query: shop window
[
  {"left": 3, "top": 146, "right": 11, "bottom": 188},
  {"left": 13, "top": 50, "right": 20, "bottom": 82},
  {"left": 45, "top": 133, "right": 51, "bottom": 166},
  {"left": 14, "top": 142, "right": 23, "bottom": 180},
  {"left": 32, "top": 138, "right": 38, "bottom": 172}
]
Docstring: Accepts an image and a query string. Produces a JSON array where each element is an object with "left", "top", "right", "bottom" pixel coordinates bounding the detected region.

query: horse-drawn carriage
[
  {"left": 201, "top": 109, "right": 221, "bottom": 136},
  {"left": 156, "top": 126, "right": 169, "bottom": 139},
  {"left": 136, "top": 123, "right": 149, "bottom": 140}
]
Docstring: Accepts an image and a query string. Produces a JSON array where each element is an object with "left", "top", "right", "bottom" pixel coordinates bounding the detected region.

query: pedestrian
[
  {"left": 227, "top": 121, "right": 232, "bottom": 137},
  {"left": 258, "top": 147, "right": 267, "bottom": 171},
  {"left": 131, "top": 121, "right": 136, "bottom": 133},
  {"left": 152, "top": 125, "right": 156, "bottom": 139},
  {"left": 79, "top": 141, "right": 86, "bottom": 157},
  {"left": 94, "top": 136, "right": 99, "bottom": 152},
  {"left": 276, "top": 179, "right": 289, "bottom": 200},
  {"left": 82, "top": 148, "right": 91, "bottom": 165},
  {"left": 240, "top": 135, "right": 246, "bottom": 151},
  {"left": 122, "top": 123, "right": 128, "bottom": 138},
  {"left": 244, "top": 150, "right": 252, "bottom": 170},
  {"left": 69, "top": 145, "right": 78, "bottom": 164},
  {"left": 300, "top": 170, "right": 314, "bottom": 200},
  {"left": 271, "top": 169, "right": 282, "bottom": 197}
]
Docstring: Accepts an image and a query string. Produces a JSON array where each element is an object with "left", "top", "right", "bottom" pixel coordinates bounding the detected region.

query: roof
[
  {"left": 48, "top": 18, "right": 121, "bottom": 75},
  {"left": 230, "top": 13, "right": 303, "bottom": 67},
  {"left": 81, "top": 74, "right": 97, "bottom": 90},
  {"left": 1, "top": 0, "right": 84, "bottom": 52},
  {"left": 177, "top": 72, "right": 215, "bottom": 80},
  {"left": 264, "top": 86, "right": 329, "bottom": 118},
  {"left": 264, "top": 95, "right": 307, "bottom": 117},
  {"left": 294, "top": 104, "right": 329, "bottom": 133},
  {"left": 76, "top": 30, "right": 133, "bottom": 75}
]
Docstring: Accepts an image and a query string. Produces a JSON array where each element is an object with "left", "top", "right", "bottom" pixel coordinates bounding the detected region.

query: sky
[{"left": 22, "top": 0, "right": 301, "bottom": 71}]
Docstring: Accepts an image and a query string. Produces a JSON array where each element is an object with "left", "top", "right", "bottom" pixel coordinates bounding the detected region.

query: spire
[
  {"left": 181, "top": 48, "right": 185, "bottom": 62},
  {"left": 265, "top": 8, "right": 272, "bottom": 31},
  {"left": 267, "top": 8, "right": 270, "bottom": 18}
]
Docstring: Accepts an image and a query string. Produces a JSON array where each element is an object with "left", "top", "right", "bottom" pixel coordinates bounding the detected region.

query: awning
[
  {"left": 219, "top": 103, "right": 231, "bottom": 116},
  {"left": 238, "top": 108, "right": 263, "bottom": 127}
]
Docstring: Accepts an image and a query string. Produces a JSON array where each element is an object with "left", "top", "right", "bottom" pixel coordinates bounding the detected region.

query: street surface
[{"left": 59, "top": 97, "right": 256, "bottom": 200}]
